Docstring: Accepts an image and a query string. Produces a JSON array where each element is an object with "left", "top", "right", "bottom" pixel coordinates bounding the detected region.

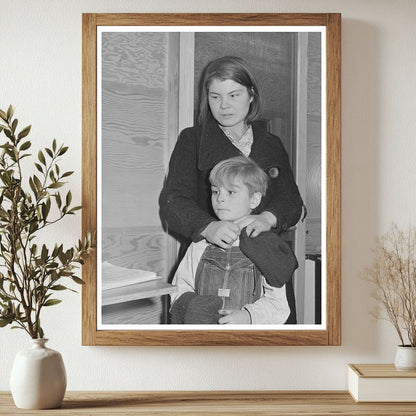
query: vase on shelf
[
  {"left": 10, "top": 338, "right": 67, "bottom": 409},
  {"left": 394, "top": 345, "right": 416, "bottom": 371}
]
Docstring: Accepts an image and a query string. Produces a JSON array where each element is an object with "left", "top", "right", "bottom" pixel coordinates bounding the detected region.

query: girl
[{"left": 159, "top": 56, "right": 303, "bottom": 323}]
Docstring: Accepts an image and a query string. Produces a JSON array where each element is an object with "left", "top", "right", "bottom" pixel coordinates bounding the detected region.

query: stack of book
[
  {"left": 101, "top": 261, "right": 160, "bottom": 291},
  {"left": 348, "top": 364, "right": 416, "bottom": 402}
]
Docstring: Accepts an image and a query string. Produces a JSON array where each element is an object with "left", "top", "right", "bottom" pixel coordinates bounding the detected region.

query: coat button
[{"left": 268, "top": 167, "right": 279, "bottom": 178}]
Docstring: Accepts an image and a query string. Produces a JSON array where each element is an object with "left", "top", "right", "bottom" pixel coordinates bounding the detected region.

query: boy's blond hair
[{"left": 209, "top": 156, "right": 268, "bottom": 196}]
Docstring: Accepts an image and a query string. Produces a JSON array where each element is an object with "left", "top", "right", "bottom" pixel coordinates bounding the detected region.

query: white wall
[{"left": 1, "top": 0, "right": 416, "bottom": 391}]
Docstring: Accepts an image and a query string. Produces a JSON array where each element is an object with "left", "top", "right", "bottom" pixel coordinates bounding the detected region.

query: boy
[{"left": 170, "top": 156, "right": 297, "bottom": 325}]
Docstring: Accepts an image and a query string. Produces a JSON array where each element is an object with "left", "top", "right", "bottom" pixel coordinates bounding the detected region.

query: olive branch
[{"left": 0, "top": 105, "right": 95, "bottom": 338}]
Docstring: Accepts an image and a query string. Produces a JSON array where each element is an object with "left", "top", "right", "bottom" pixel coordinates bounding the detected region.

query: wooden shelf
[
  {"left": 2, "top": 391, "right": 416, "bottom": 415},
  {"left": 102, "top": 280, "right": 177, "bottom": 306}
]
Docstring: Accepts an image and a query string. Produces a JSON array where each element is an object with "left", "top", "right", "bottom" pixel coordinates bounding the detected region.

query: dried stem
[{"left": 363, "top": 223, "right": 416, "bottom": 347}]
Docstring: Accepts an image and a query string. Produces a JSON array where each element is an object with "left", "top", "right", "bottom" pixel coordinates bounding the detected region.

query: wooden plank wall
[
  {"left": 101, "top": 32, "right": 169, "bottom": 324},
  {"left": 305, "top": 32, "right": 322, "bottom": 255}
]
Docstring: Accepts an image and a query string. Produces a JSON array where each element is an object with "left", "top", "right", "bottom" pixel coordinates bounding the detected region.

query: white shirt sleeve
[
  {"left": 170, "top": 240, "right": 208, "bottom": 304},
  {"left": 243, "top": 278, "right": 290, "bottom": 324}
]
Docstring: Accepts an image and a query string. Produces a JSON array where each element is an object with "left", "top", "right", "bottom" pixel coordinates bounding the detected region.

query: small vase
[
  {"left": 10, "top": 338, "right": 67, "bottom": 409},
  {"left": 394, "top": 345, "right": 416, "bottom": 371}
]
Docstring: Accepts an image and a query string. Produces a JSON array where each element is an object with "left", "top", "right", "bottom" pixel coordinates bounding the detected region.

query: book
[
  {"left": 101, "top": 261, "right": 159, "bottom": 291},
  {"left": 348, "top": 364, "right": 416, "bottom": 402}
]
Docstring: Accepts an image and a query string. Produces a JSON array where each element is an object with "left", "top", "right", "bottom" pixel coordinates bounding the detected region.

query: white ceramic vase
[
  {"left": 394, "top": 345, "right": 416, "bottom": 371},
  {"left": 10, "top": 338, "right": 67, "bottom": 409}
]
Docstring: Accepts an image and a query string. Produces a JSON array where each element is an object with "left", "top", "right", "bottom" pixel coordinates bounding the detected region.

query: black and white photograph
[
  {"left": 98, "top": 28, "right": 323, "bottom": 327},
  {"left": 81, "top": 13, "right": 341, "bottom": 346}
]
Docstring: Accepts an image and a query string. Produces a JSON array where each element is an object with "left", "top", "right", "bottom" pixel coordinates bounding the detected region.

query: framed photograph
[{"left": 82, "top": 13, "right": 341, "bottom": 346}]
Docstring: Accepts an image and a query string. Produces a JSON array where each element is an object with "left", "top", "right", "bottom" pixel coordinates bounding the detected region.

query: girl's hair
[
  {"left": 209, "top": 156, "right": 268, "bottom": 197},
  {"left": 197, "top": 56, "right": 262, "bottom": 126}
]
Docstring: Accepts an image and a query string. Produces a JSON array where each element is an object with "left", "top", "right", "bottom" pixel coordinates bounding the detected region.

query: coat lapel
[
  {"left": 197, "top": 119, "right": 241, "bottom": 171},
  {"left": 197, "top": 119, "right": 275, "bottom": 171}
]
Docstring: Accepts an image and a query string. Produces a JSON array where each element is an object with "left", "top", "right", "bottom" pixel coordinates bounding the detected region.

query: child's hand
[
  {"left": 235, "top": 212, "right": 276, "bottom": 238},
  {"left": 201, "top": 220, "right": 240, "bottom": 249},
  {"left": 218, "top": 309, "right": 251, "bottom": 324}
]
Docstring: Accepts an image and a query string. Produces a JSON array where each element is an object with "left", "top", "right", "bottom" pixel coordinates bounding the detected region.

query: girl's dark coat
[{"left": 159, "top": 117, "right": 303, "bottom": 241}]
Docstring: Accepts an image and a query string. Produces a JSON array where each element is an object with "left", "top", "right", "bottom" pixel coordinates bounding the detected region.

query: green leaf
[
  {"left": 61, "top": 171, "right": 74, "bottom": 178},
  {"left": 43, "top": 299, "right": 62, "bottom": 307},
  {"left": 0, "top": 293, "right": 12, "bottom": 302},
  {"left": 50, "top": 270, "right": 58, "bottom": 281},
  {"left": 38, "top": 150, "right": 46, "bottom": 165},
  {"left": 0, "top": 317, "right": 13, "bottom": 327},
  {"left": 0, "top": 109, "right": 7, "bottom": 121},
  {"left": 55, "top": 192, "right": 62, "bottom": 208},
  {"left": 51, "top": 244, "right": 59, "bottom": 258},
  {"left": 52, "top": 139, "right": 57, "bottom": 152},
  {"left": 41, "top": 244, "right": 48, "bottom": 262},
  {"left": 51, "top": 284, "right": 68, "bottom": 291},
  {"left": 41, "top": 201, "right": 50, "bottom": 220},
  {"left": 29, "top": 177, "right": 38, "bottom": 197},
  {"left": 38, "top": 325, "right": 44, "bottom": 339},
  {"left": 19, "top": 153, "right": 30, "bottom": 161},
  {"left": 58, "top": 250, "right": 67, "bottom": 264},
  {"left": 33, "top": 175, "right": 43, "bottom": 192},
  {"left": 17, "top": 125, "right": 31, "bottom": 140},
  {"left": 65, "top": 191, "right": 72, "bottom": 207},
  {"left": 59, "top": 271, "right": 73, "bottom": 277},
  {"left": 45, "top": 148, "right": 53, "bottom": 158},
  {"left": 58, "top": 146, "right": 68, "bottom": 156},
  {"left": 56, "top": 244, "right": 63, "bottom": 258},
  {"left": 71, "top": 276, "right": 85, "bottom": 285},
  {"left": 19, "top": 140, "right": 31, "bottom": 151},
  {"left": 6, "top": 105, "right": 14, "bottom": 122},
  {"left": 48, "top": 182, "right": 64, "bottom": 189},
  {"left": 34, "top": 163, "right": 43, "bottom": 173},
  {"left": 29, "top": 222, "right": 39, "bottom": 234},
  {"left": 69, "top": 206, "right": 82, "bottom": 213},
  {"left": 11, "top": 118, "right": 18, "bottom": 133},
  {"left": 3, "top": 129, "right": 12, "bottom": 140}
]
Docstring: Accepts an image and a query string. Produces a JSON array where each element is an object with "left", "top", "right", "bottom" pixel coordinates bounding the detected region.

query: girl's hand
[
  {"left": 235, "top": 211, "right": 277, "bottom": 238},
  {"left": 218, "top": 309, "right": 251, "bottom": 324},
  {"left": 201, "top": 220, "right": 240, "bottom": 249}
]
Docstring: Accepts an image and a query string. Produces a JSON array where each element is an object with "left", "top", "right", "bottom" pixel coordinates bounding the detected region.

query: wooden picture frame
[{"left": 82, "top": 13, "right": 341, "bottom": 346}]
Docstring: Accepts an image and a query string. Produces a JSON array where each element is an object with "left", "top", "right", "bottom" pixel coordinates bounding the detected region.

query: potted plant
[
  {"left": 363, "top": 223, "right": 416, "bottom": 370},
  {"left": 0, "top": 105, "right": 95, "bottom": 408}
]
